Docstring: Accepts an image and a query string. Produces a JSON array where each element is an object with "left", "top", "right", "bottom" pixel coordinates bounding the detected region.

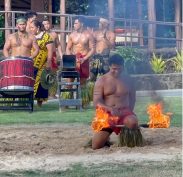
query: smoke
[{"left": 150, "top": 90, "right": 164, "bottom": 103}]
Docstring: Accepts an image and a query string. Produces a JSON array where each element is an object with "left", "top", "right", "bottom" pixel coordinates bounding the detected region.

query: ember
[{"left": 147, "top": 102, "right": 171, "bottom": 128}]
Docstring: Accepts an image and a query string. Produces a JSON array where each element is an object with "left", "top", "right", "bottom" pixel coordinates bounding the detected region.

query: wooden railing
[{"left": 0, "top": 11, "right": 182, "bottom": 50}]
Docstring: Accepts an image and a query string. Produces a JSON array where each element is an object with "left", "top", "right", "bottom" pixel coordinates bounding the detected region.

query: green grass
[
  {"left": 0, "top": 159, "right": 181, "bottom": 177},
  {"left": 0, "top": 97, "right": 181, "bottom": 126},
  {"left": 135, "top": 96, "right": 182, "bottom": 127}
]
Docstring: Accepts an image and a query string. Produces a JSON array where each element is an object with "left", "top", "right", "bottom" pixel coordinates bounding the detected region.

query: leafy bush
[
  {"left": 115, "top": 47, "right": 145, "bottom": 74},
  {"left": 171, "top": 50, "right": 183, "bottom": 72},
  {"left": 0, "top": 14, "right": 5, "bottom": 49},
  {"left": 150, "top": 53, "right": 166, "bottom": 74}
]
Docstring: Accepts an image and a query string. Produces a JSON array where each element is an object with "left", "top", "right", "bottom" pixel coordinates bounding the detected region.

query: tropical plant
[
  {"left": 171, "top": 50, "right": 183, "bottom": 72},
  {"left": 115, "top": 46, "right": 144, "bottom": 74},
  {"left": 150, "top": 53, "right": 166, "bottom": 74}
]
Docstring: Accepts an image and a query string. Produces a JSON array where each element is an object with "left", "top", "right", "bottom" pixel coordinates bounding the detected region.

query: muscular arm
[
  {"left": 66, "top": 34, "right": 73, "bottom": 55},
  {"left": 3, "top": 35, "right": 11, "bottom": 57},
  {"left": 31, "top": 36, "right": 39, "bottom": 59},
  {"left": 93, "top": 77, "right": 112, "bottom": 111},
  {"left": 82, "top": 33, "right": 95, "bottom": 61},
  {"left": 55, "top": 33, "right": 63, "bottom": 58},
  {"left": 105, "top": 31, "right": 116, "bottom": 49},
  {"left": 46, "top": 43, "right": 53, "bottom": 68},
  {"left": 93, "top": 78, "right": 105, "bottom": 108}
]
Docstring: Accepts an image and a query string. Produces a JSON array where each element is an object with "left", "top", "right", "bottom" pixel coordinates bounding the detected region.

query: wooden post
[
  {"left": 175, "top": 0, "right": 182, "bottom": 50},
  {"left": 138, "top": 0, "right": 144, "bottom": 46},
  {"left": 60, "top": 0, "right": 66, "bottom": 52},
  {"left": 108, "top": 0, "right": 114, "bottom": 30},
  {"left": 4, "top": 0, "right": 11, "bottom": 39},
  {"left": 147, "top": 0, "right": 156, "bottom": 51},
  {"left": 49, "top": 0, "right": 52, "bottom": 24}
]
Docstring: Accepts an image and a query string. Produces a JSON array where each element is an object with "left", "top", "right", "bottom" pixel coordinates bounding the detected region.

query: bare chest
[
  {"left": 104, "top": 79, "right": 129, "bottom": 97},
  {"left": 95, "top": 31, "right": 109, "bottom": 41},
  {"left": 11, "top": 36, "right": 32, "bottom": 48},
  {"left": 72, "top": 33, "right": 88, "bottom": 45}
]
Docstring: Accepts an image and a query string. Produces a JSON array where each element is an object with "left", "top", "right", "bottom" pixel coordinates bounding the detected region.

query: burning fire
[
  {"left": 91, "top": 106, "right": 119, "bottom": 132},
  {"left": 147, "top": 102, "right": 172, "bottom": 128}
]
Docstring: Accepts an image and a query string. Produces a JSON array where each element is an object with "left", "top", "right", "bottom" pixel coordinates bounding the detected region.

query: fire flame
[
  {"left": 147, "top": 102, "right": 171, "bottom": 128},
  {"left": 91, "top": 106, "right": 119, "bottom": 132}
]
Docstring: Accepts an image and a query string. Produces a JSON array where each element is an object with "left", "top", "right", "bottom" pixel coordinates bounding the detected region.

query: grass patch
[
  {"left": 135, "top": 96, "right": 182, "bottom": 127},
  {"left": 0, "top": 97, "right": 181, "bottom": 126},
  {"left": 0, "top": 159, "right": 181, "bottom": 177}
]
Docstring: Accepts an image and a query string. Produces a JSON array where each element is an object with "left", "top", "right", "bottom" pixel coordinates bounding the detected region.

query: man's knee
[
  {"left": 92, "top": 140, "right": 105, "bottom": 150},
  {"left": 92, "top": 131, "right": 111, "bottom": 150},
  {"left": 124, "top": 115, "right": 138, "bottom": 128}
]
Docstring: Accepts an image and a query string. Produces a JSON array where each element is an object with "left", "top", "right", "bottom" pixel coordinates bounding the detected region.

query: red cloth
[
  {"left": 76, "top": 53, "right": 89, "bottom": 79},
  {"left": 113, "top": 107, "right": 135, "bottom": 134},
  {"left": 51, "top": 52, "right": 58, "bottom": 70}
]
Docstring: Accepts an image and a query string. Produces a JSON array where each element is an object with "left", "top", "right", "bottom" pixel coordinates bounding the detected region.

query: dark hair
[
  {"left": 75, "top": 16, "right": 85, "bottom": 25},
  {"left": 25, "top": 10, "right": 37, "bottom": 20},
  {"left": 32, "top": 20, "right": 44, "bottom": 31},
  {"left": 16, "top": 16, "right": 27, "bottom": 23},
  {"left": 108, "top": 54, "right": 124, "bottom": 66},
  {"left": 43, "top": 16, "right": 50, "bottom": 22}
]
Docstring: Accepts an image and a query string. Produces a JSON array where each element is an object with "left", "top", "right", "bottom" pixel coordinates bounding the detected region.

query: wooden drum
[{"left": 0, "top": 56, "right": 34, "bottom": 91}]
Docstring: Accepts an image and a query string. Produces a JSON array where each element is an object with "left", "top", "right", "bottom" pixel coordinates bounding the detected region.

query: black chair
[{"left": 57, "top": 55, "right": 82, "bottom": 111}]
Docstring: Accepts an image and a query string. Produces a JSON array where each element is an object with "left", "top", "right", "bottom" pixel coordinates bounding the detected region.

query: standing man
[
  {"left": 66, "top": 17, "right": 95, "bottom": 85},
  {"left": 25, "top": 11, "right": 38, "bottom": 33},
  {"left": 3, "top": 16, "right": 39, "bottom": 59},
  {"left": 91, "top": 54, "right": 138, "bottom": 150},
  {"left": 42, "top": 18, "right": 63, "bottom": 69},
  {"left": 42, "top": 18, "right": 63, "bottom": 99},
  {"left": 90, "top": 18, "right": 116, "bottom": 81}
]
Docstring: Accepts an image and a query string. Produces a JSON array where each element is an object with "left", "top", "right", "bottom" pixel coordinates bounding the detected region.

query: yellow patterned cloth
[{"left": 33, "top": 32, "right": 53, "bottom": 100}]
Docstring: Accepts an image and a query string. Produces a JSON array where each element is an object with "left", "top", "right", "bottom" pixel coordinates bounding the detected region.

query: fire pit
[{"left": 147, "top": 102, "right": 172, "bottom": 128}]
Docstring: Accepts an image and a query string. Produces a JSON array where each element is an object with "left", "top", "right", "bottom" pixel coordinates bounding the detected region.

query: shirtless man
[
  {"left": 25, "top": 11, "right": 37, "bottom": 33},
  {"left": 42, "top": 18, "right": 63, "bottom": 98},
  {"left": 91, "top": 54, "right": 138, "bottom": 150},
  {"left": 91, "top": 18, "right": 116, "bottom": 81},
  {"left": 66, "top": 17, "right": 95, "bottom": 85},
  {"left": 42, "top": 18, "right": 63, "bottom": 68},
  {"left": 3, "top": 17, "right": 39, "bottom": 58}
]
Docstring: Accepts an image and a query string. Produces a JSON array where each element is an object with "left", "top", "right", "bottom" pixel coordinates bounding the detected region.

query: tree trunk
[
  {"left": 147, "top": 0, "right": 156, "bottom": 51},
  {"left": 4, "top": 0, "right": 11, "bottom": 39},
  {"left": 60, "top": 0, "right": 66, "bottom": 52},
  {"left": 175, "top": 0, "right": 182, "bottom": 50}
]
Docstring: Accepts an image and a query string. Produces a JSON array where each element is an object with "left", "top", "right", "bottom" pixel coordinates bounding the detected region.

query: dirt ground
[{"left": 0, "top": 124, "right": 181, "bottom": 172}]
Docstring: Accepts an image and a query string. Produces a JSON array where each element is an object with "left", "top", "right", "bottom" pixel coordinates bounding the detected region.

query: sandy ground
[{"left": 0, "top": 124, "right": 181, "bottom": 172}]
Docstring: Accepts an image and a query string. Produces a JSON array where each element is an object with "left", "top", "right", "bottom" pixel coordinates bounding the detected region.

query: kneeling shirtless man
[{"left": 91, "top": 54, "right": 138, "bottom": 150}]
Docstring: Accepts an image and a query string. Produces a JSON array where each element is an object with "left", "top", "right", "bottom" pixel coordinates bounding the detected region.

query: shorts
[
  {"left": 76, "top": 53, "right": 89, "bottom": 79},
  {"left": 51, "top": 52, "right": 58, "bottom": 70}
]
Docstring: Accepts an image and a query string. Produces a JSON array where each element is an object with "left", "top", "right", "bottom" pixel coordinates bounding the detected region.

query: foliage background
[{"left": 0, "top": 13, "right": 5, "bottom": 49}]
